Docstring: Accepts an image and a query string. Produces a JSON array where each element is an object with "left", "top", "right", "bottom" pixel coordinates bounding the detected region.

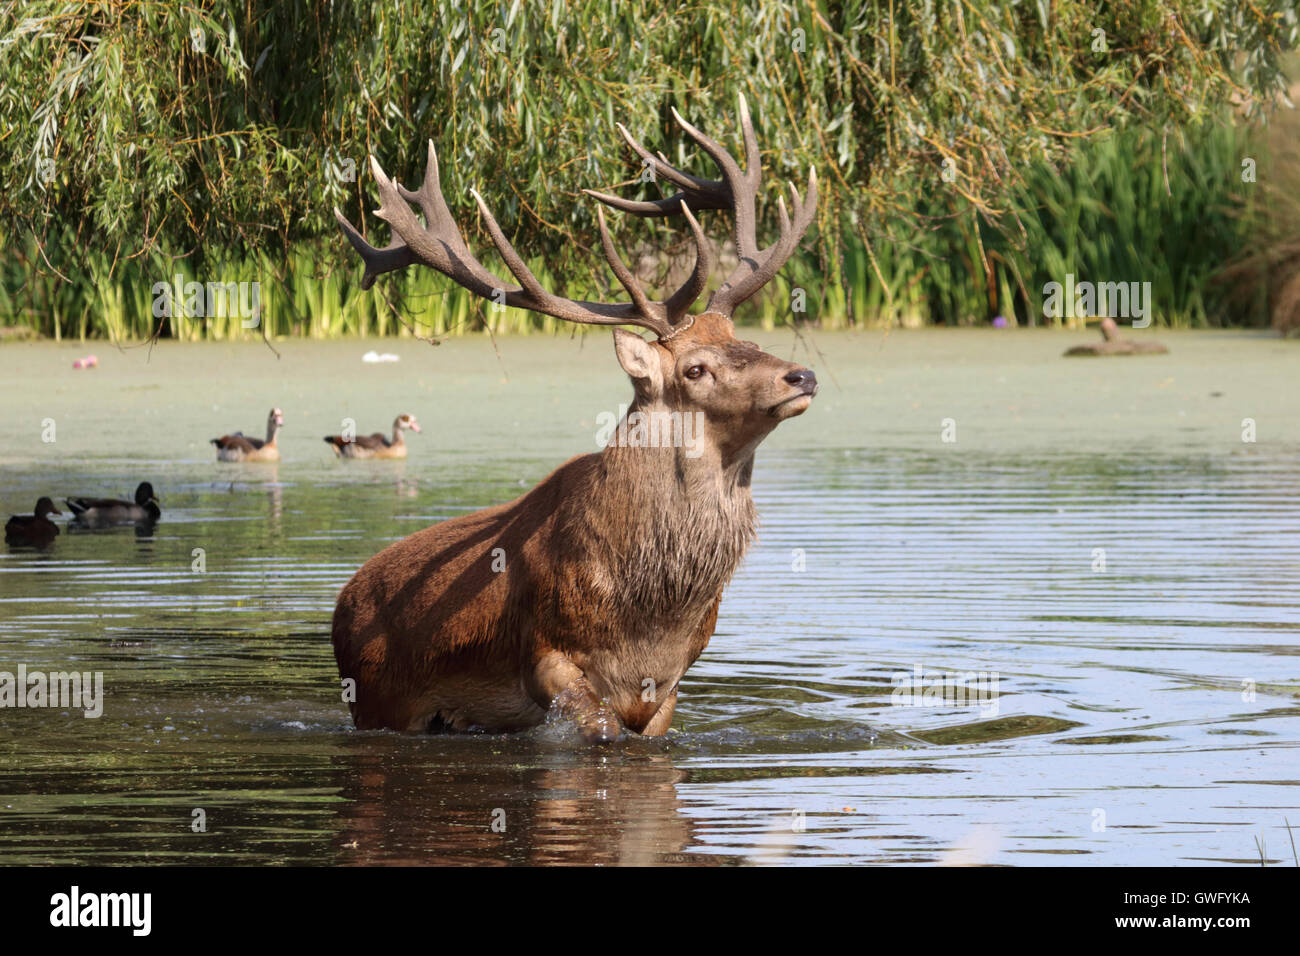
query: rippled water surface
[{"left": 1, "top": 330, "right": 1297, "bottom": 865}]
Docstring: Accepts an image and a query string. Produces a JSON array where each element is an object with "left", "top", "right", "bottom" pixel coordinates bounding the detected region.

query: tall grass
[
  {"left": 0, "top": 111, "right": 1277, "bottom": 340},
  {"left": 739, "top": 116, "right": 1271, "bottom": 331},
  {"left": 2, "top": 0, "right": 1294, "bottom": 343},
  {"left": 0, "top": 237, "right": 585, "bottom": 341}
]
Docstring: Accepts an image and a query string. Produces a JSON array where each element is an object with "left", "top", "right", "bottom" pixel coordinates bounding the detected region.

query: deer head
[{"left": 334, "top": 96, "right": 819, "bottom": 465}]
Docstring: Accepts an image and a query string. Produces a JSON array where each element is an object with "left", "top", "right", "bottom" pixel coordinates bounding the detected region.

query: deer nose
[{"left": 784, "top": 368, "right": 817, "bottom": 391}]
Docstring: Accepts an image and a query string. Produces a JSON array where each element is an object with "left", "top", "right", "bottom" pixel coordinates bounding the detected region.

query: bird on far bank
[{"left": 1063, "top": 317, "right": 1168, "bottom": 356}]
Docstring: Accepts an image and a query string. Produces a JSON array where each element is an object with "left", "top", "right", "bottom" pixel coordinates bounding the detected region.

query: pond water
[{"left": 1, "top": 328, "right": 1297, "bottom": 866}]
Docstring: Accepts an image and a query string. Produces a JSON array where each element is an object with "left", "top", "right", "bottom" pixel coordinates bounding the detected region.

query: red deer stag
[{"left": 332, "top": 96, "right": 818, "bottom": 742}]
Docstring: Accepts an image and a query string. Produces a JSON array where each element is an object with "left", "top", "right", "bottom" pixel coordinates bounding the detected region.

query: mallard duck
[
  {"left": 324, "top": 413, "right": 421, "bottom": 459},
  {"left": 5, "top": 497, "right": 61, "bottom": 546},
  {"left": 211, "top": 407, "right": 284, "bottom": 462},
  {"left": 65, "top": 482, "right": 161, "bottom": 526}
]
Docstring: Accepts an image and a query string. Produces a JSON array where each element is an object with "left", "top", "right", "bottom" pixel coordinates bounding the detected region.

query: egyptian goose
[
  {"left": 323, "top": 413, "right": 421, "bottom": 459},
  {"left": 211, "top": 407, "right": 284, "bottom": 461},
  {"left": 1064, "top": 317, "right": 1168, "bottom": 356},
  {"left": 65, "top": 482, "right": 161, "bottom": 525},
  {"left": 5, "top": 497, "right": 61, "bottom": 546}
]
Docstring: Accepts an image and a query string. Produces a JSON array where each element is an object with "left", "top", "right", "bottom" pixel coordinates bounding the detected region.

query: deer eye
[{"left": 684, "top": 364, "right": 706, "bottom": 380}]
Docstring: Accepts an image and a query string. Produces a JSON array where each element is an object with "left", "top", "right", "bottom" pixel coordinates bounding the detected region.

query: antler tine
[
  {"left": 582, "top": 187, "right": 727, "bottom": 219},
  {"left": 577, "top": 190, "right": 715, "bottom": 329},
  {"left": 582, "top": 94, "right": 817, "bottom": 323},
  {"left": 333, "top": 208, "right": 417, "bottom": 290},
  {"left": 736, "top": 93, "right": 762, "bottom": 190},
  {"left": 367, "top": 153, "right": 511, "bottom": 296},
  {"left": 581, "top": 123, "right": 729, "bottom": 220},
  {"left": 335, "top": 148, "right": 674, "bottom": 339},
  {"left": 706, "top": 165, "right": 818, "bottom": 316},
  {"left": 469, "top": 187, "right": 674, "bottom": 339},
  {"left": 469, "top": 188, "right": 554, "bottom": 306},
  {"left": 668, "top": 104, "right": 759, "bottom": 260},
  {"left": 616, "top": 123, "right": 715, "bottom": 195},
  {"left": 655, "top": 151, "right": 718, "bottom": 193},
  {"left": 396, "top": 141, "right": 442, "bottom": 227},
  {"left": 334, "top": 146, "right": 455, "bottom": 290},
  {"left": 336, "top": 97, "right": 815, "bottom": 339},
  {"left": 594, "top": 206, "right": 663, "bottom": 325},
  {"left": 665, "top": 102, "right": 770, "bottom": 303},
  {"left": 673, "top": 95, "right": 819, "bottom": 317},
  {"left": 668, "top": 106, "right": 746, "bottom": 193},
  {"left": 663, "top": 201, "right": 714, "bottom": 325},
  {"left": 583, "top": 118, "right": 742, "bottom": 220}
]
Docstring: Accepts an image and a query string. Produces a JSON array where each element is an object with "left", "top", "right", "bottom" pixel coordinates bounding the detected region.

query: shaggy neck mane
[{"left": 566, "top": 403, "right": 759, "bottom": 620}]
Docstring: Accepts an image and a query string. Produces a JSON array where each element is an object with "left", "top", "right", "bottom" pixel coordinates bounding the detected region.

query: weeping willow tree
[{"left": 0, "top": 0, "right": 1296, "bottom": 338}]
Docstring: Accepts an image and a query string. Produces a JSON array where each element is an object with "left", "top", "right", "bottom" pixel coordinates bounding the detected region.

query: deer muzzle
[{"left": 769, "top": 367, "right": 818, "bottom": 419}]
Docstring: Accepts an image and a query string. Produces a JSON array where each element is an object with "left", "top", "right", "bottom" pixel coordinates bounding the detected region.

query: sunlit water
[{"left": 1, "top": 329, "right": 1297, "bottom": 865}]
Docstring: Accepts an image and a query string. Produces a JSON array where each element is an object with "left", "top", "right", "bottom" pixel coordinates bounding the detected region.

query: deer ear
[{"left": 613, "top": 329, "right": 664, "bottom": 398}]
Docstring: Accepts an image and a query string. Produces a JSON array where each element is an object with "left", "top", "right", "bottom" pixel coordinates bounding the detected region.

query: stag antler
[
  {"left": 585, "top": 94, "right": 818, "bottom": 318},
  {"left": 334, "top": 95, "right": 816, "bottom": 340}
]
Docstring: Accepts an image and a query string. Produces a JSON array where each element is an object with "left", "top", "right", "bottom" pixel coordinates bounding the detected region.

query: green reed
[{"left": 0, "top": 111, "right": 1278, "bottom": 340}]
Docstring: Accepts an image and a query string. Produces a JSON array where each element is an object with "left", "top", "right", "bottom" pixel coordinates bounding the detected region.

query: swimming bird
[
  {"left": 65, "top": 482, "right": 161, "bottom": 526},
  {"left": 211, "top": 407, "right": 284, "bottom": 462},
  {"left": 1063, "top": 317, "right": 1168, "bottom": 356},
  {"left": 324, "top": 413, "right": 421, "bottom": 459},
  {"left": 5, "top": 497, "right": 61, "bottom": 546}
]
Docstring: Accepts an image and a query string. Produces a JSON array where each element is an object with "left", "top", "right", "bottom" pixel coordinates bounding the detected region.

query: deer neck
[{"left": 581, "top": 404, "right": 759, "bottom": 618}]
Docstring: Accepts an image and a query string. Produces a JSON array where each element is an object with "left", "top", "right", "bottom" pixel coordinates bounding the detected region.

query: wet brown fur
[{"left": 332, "top": 314, "right": 816, "bottom": 739}]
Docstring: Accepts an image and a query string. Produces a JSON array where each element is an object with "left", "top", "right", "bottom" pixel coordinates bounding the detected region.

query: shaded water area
[{"left": 1, "top": 328, "right": 1297, "bottom": 866}]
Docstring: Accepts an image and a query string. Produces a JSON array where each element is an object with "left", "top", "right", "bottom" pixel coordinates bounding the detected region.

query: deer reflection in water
[{"left": 331, "top": 744, "right": 717, "bottom": 866}]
